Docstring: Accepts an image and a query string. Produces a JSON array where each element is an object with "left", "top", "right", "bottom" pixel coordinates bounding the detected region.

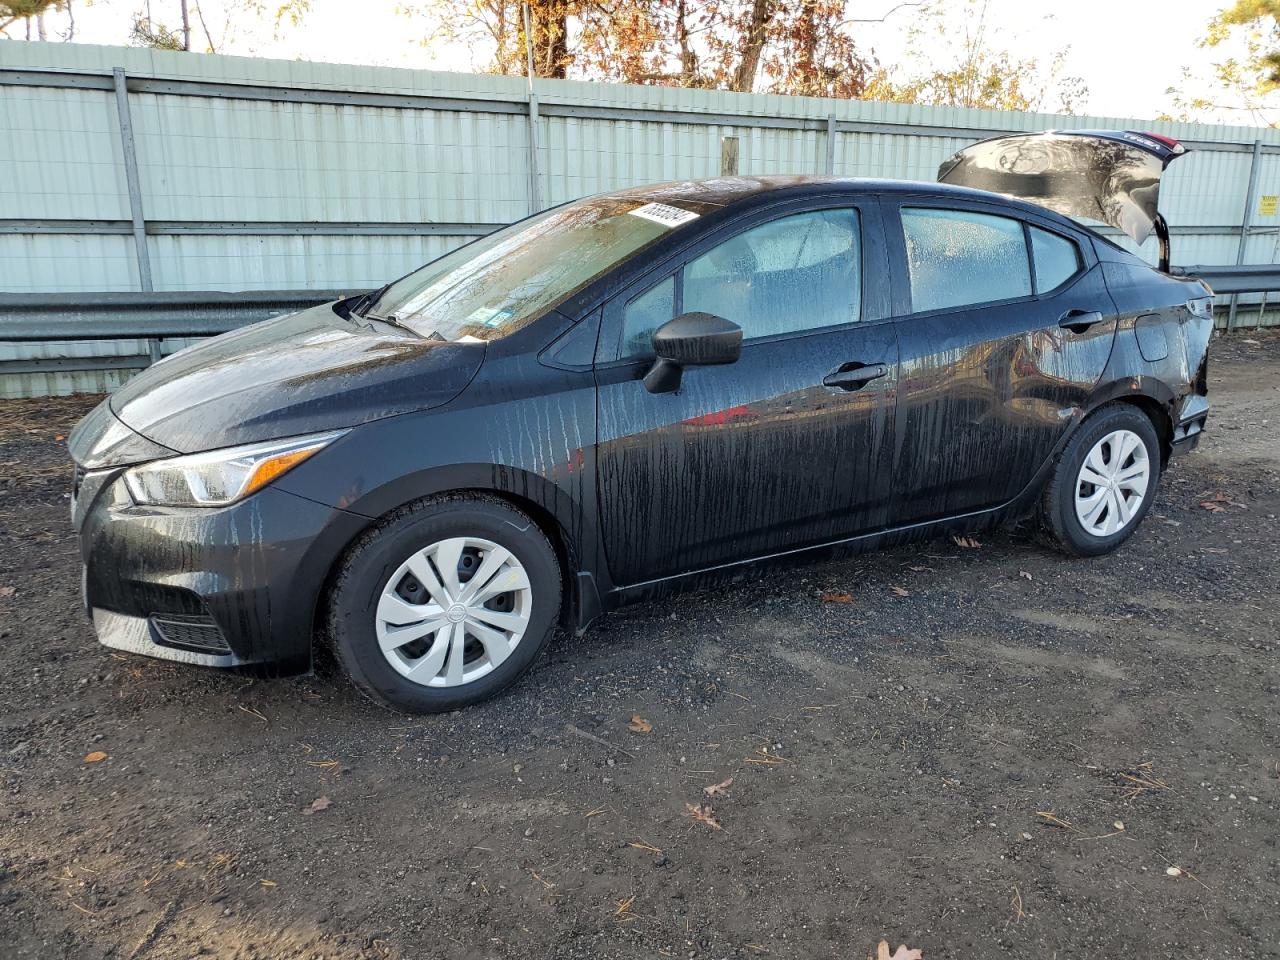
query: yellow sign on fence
[{"left": 1259, "top": 195, "right": 1278, "bottom": 216}]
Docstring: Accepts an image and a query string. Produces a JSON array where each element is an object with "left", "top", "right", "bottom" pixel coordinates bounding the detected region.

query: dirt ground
[{"left": 1, "top": 333, "right": 1278, "bottom": 960}]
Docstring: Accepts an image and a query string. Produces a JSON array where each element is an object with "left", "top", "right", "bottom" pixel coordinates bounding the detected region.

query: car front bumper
[{"left": 76, "top": 469, "right": 367, "bottom": 674}]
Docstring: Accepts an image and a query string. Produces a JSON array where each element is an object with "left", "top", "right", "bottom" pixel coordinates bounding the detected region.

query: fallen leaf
[
  {"left": 876, "top": 941, "right": 924, "bottom": 960},
  {"left": 302, "top": 795, "right": 332, "bottom": 815},
  {"left": 1199, "top": 491, "right": 1247, "bottom": 511},
  {"left": 1166, "top": 866, "right": 1183, "bottom": 877},
  {"left": 819, "top": 591, "right": 854, "bottom": 603},
  {"left": 259, "top": 879, "right": 277, "bottom": 887},
  {"left": 703, "top": 777, "right": 734, "bottom": 797},
  {"left": 685, "top": 802, "right": 722, "bottom": 831},
  {"left": 83, "top": 751, "right": 107, "bottom": 763},
  {"left": 628, "top": 714, "right": 652, "bottom": 734},
  {"left": 0, "top": 586, "right": 14, "bottom": 597},
  {"left": 890, "top": 585, "right": 909, "bottom": 597},
  {"left": 952, "top": 535, "right": 981, "bottom": 549},
  {"left": 54, "top": 434, "right": 65, "bottom": 441},
  {"left": 1018, "top": 571, "right": 1033, "bottom": 581},
  {"left": 1113, "top": 821, "right": 1125, "bottom": 831}
]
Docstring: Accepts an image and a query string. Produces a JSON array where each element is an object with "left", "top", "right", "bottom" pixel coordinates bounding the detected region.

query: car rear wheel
[
  {"left": 1040, "top": 405, "right": 1162, "bottom": 557},
  {"left": 327, "top": 495, "right": 561, "bottom": 713}
]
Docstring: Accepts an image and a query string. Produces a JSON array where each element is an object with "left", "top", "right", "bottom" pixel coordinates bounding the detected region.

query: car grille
[{"left": 149, "top": 614, "right": 231, "bottom": 655}]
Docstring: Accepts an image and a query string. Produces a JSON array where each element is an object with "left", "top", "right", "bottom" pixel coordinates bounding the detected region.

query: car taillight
[{"left": 1140, "top": 131, "right": 1182, "bottom": 150}]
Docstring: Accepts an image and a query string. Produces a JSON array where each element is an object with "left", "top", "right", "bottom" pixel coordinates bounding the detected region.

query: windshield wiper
[
  {"left": 361, "top": 310, "right": 408, "bottom": 330},
  {"left": 355, "top": 280, "right": 395, "bottom": 318}
]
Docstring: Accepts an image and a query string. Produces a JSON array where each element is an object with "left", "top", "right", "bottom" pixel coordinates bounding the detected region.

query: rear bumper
[
  {"left": 1170, "top": 394, "right": 1209, "bottom": 455},
  {"left": 78, "top": 475, "right": 367, "bottom": 673}
]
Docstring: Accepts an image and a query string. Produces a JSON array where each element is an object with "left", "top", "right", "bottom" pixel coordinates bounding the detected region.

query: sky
[{"left": 2, "top": 0, "right": 1263, "bottom": 126}]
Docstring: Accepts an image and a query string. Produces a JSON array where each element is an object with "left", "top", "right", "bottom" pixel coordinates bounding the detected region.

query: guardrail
[
  {"left": 0, "top": 290, "right": 350, "bottom": 377},
  {"left": 0, "top": 289, "right": 351, "bottom": 342},
  {"left": 1172, "top": 264, "right": 1280, "bottom": 295},
  {"left": 0, "top": 267, "right": 1273, "bottom": 388}
]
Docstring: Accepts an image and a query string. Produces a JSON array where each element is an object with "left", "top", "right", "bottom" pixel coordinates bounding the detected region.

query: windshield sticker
[
  {"left": 464, "top": 307, "right": 514, "bottom": 328},
  {"left": 628, "top": 202, "right": 700, "bottom": 228}
]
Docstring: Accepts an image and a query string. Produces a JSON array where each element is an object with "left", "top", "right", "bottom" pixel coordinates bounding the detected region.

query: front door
[
  {"left": 884, "top": 200, "right": 1120, "bottom": 525},
  {"left": 594, "top": 200, "right": 900, "bottom": 587}
]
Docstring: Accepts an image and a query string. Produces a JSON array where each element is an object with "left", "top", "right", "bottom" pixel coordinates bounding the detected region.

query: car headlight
[{"left": 123, "top": 431, "right": 346, "bottom": 507}]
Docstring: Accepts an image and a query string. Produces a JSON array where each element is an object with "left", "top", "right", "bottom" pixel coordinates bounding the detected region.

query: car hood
[
  {"left": 108, "top": 301, "right": 485, "bottom": 452},
  {"left": 937, "top": 129, "right": 1188, "bottom": 245}
]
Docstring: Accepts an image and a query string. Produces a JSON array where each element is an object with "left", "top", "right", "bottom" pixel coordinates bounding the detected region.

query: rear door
[
  {"left": 594, "top": 198, "right": 899, "bottom": 586},
  {"left": 884, "top": 197, "right": 1119, "bottom": 525}
]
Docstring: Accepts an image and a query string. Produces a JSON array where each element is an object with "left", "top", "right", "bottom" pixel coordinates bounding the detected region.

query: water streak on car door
[
  {"left": 887, "top": 210, "right": 1120, "bottom": 525},
  {"left": 595, "top": 324, "right": 898, "bottom": 586}
]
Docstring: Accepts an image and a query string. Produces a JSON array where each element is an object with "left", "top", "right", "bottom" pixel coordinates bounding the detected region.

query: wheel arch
[
  {"left": 1083, "top": 377, "right": 1177, "bottom": 463},
  {"left": 1112, "top": 395, "right": 1174, "bottom": 463},
  {"left": 308, "top": 465, "right": 597, "bottom": 662}
]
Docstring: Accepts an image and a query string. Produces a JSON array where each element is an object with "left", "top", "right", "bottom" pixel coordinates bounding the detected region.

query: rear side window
[
  {"left": 620, "top": 208, "right": 861, "bottom": 357},
  {"left": 901, "top": 207, "right": 1031, "bottom": 312},
  {"left": 1030, "top": 226, "right": 1082, "bottom": 292}
]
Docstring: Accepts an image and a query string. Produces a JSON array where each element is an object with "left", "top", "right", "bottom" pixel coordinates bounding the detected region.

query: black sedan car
[{"left": 69, "top": 130, "right": 1213, "bottom": 713}]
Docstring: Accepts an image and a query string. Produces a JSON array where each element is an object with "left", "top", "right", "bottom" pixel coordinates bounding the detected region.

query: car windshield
[{"left": 362, "top": 196, "right": 699, "bottom": 341}]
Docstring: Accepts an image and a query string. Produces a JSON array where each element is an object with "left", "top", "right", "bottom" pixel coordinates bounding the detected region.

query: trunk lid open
[{"left": 937, "top": 129, "right": 1188, "bottom": 254}]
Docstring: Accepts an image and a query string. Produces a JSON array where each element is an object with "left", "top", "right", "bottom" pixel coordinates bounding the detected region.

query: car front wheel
[
  {"left": 1040, "top": 405, "right": 1163, "bottom": 557},
  {"left": 327, "top": 495, "right": 561, "bottom": 713}
]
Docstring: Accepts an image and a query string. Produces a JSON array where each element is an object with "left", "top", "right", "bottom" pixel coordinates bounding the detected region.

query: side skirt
[{"left": 596, "top": 453, "right": 1058, "bottom": 614}]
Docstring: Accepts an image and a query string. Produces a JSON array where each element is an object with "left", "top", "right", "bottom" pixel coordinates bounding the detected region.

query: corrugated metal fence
[{"left": 3, "top": 40, "right": 1280, "bottom": 397}]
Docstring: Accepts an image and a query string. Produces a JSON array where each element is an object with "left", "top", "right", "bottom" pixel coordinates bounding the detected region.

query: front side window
[
  {"left": 621, "top": 208, "right": 862, "bottom": 357},
  {"left": 363, "top": 197, "right": 703, "bottom": 342},
  {"left": 622, "top": 276, "right": 676, "bottom": 358},
  {"left": 901, "top": 207, "right": 1031, "bottom": 313}
]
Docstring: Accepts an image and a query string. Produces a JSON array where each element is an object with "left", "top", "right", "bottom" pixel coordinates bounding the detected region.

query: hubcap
[
  {"left": 1074, "top": 429, "right": 1151, "bottom": 538},
  {"left": 375, "top": 536, "right": 532, "bottom": 688}
]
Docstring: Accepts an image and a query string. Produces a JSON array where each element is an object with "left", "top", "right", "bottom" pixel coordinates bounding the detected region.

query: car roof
[{"left": 606, "top": 175, "right": 1087, "bottom": 230}]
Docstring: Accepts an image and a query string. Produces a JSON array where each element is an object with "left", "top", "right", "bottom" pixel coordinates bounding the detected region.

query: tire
[
  {"left": 1039, "top": 404, "right": 1162, "bottom": 558},
  {"left": 327, "top": 494, "right": 561, "bottom": 713}
]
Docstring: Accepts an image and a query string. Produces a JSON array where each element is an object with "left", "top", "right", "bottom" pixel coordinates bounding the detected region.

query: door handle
[
  {"left": 823, "top": 362, "right": 887, "bottom": 390},
  {"left": 1058, "top": 309, "right": 1105, "bottom": 332}
]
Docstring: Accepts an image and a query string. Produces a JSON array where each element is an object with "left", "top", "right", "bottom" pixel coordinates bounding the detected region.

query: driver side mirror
[{"left": 643, "top": 312, "right": 742, "bottom": 394}]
